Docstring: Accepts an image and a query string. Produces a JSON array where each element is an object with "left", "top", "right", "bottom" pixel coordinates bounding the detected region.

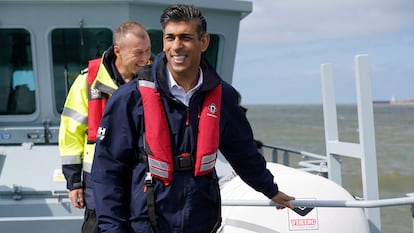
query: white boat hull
[{"left": 219, "top": 163, "right": 370, "bottom": 233}]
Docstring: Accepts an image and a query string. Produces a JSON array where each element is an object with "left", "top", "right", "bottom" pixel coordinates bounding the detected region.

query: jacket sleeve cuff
[
  {"left": 71, "top": 182, "right": 83, "bottom": 190},
  {"left": 264, "top": 183, "right": 279, "bottom": 199},
  {"left": 62, "top": 164, "right": 83, "bottom": 190}
]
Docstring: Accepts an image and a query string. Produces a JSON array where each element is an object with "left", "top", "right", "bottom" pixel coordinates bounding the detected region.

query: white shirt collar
[{"left": 167, "top": 65, "right": 203, "bottom": 106}]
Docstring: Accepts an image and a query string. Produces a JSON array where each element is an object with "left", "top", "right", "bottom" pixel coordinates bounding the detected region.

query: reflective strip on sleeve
[
  {"left": 61, "top": 107, "right": 87, "bottom": 125},
  {"left": 61, "top": 155, "right": 82, "bottom": 165}
]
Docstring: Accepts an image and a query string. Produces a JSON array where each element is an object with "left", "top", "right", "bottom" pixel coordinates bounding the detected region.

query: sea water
[{"left": 244, "top": 104, "right": 414, "bottom": 233}]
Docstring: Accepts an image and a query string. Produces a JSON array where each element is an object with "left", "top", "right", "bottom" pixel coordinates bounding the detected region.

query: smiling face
[
  {"left": 163, "top": 19, "right": 209, "bottom": 83},
  {"left": 114, "top": 32, "right": 151, "bottom": 82}
]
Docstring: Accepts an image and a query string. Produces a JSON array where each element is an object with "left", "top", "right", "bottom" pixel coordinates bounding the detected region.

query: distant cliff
[
  {"left": 390, "top": 99, "right": 414, "bottom": 105},
  {"left": 373, "top": 98, "right": 414, "bottom": 105}
]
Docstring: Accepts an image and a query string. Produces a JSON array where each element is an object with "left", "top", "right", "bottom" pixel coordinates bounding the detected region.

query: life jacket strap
[{"left": 144, "top": 172, "right": 159, "bottom": 233}]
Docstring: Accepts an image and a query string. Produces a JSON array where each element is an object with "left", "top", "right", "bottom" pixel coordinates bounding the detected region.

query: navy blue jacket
[{"left": 91, "top": 53, "right": 279, "bottom": 233}]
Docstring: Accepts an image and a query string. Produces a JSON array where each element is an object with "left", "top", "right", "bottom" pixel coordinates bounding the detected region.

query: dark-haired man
[{"left": 92, "top": 4, "right": 294, "bottom": 233}]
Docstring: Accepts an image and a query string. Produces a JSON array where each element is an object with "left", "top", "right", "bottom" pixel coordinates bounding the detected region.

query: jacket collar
[
  {"left": 91, "top": 46, "right": 119, "bottom": 95},
  {"left": 151, "top": 52, "right": 221, "bottom": 96}
]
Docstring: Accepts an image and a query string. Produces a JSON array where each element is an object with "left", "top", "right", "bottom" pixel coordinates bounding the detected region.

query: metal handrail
[
  {"left": 222, "top": 194, "right": 414, "bottom": 208},
  {"left": 261, "top": 144, "right": 326, "bottom": 160},
  {"left": 260, "top": 143, "right": 328, "bottom": 174},
  {"left": 252, "top": 144, "right": 414, "bottom": 232},
  {"left": 0, "top": 216, "right": 83, "bottom": 222}
]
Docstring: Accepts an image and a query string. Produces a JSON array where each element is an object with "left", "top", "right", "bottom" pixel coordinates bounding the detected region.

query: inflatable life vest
[
  {"left": 87, "top": 58, "right": 106, "bottom": 143},
  {"left": 138, "top": 80, "right": 222, "bottom": 184},
  {"left": 87, "top": 58, "right": 152, "bottom": 143}
]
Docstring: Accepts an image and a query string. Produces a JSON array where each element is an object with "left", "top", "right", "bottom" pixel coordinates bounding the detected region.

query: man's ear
[
  {"left": 201, "top": 34, "right": 210, "bottom": 52},
  {"left": 114, "top": 44, "right": 121, "bottom": 57}
]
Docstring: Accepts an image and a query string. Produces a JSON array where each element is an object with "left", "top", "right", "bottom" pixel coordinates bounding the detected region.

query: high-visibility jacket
[{"left": 59, "top": 50, "right": 118, "bottom": 193}]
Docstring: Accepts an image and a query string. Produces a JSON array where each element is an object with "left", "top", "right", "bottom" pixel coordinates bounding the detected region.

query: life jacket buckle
[
  {"left": 145, "top": 172, "right": 153, "bottom": 185},
  {"left": 174, "top": 153, "right": 194, "bottom": 171}
]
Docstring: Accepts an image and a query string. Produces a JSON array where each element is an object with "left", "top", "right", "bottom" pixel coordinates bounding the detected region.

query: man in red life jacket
[
  {"left": 91, "top": 4, "right": 295, "bottom": 233},
  {"left": 58, "top": 21, "right": 151, "bottom": 233}
]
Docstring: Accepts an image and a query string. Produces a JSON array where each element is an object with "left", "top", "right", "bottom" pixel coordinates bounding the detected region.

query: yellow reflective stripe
[
  {"left": 61, "top": 155, "right": 82, "bottom": 165},
  {"left": 61, "top": 107, "right": 87, "bottom": 125}
]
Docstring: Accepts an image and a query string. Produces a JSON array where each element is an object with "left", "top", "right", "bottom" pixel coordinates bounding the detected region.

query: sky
[{"left": 232, "top": 0, "right": 414, "bottom": 104}]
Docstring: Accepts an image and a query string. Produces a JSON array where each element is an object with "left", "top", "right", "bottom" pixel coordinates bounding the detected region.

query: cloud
[
  {"left": 240, "top": 0, "right": 414, "bottom": 45},
  {"left": 233, "top": 0, "right": 414, "bottom": 104}
]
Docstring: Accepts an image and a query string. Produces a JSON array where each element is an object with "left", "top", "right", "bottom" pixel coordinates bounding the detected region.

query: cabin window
[
  {"left": 51, "top": 28, "right": 112, "bottom": 113},
  {"left": 147, "top": 30, "right": 220, "bottom": 69},
  {"left": 0, "top": 29, "right": 36, "bottom": 115}
]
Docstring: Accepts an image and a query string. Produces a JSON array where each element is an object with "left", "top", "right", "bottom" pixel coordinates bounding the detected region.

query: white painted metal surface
[
  {"left": 320, "top": 55, "right": 381, "bottom": 232},
  {"left": 219, "top": 161, "right": 369, "bottom": 233}
]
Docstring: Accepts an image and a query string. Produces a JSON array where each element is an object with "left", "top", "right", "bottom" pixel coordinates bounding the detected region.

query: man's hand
[
  {"left": 68, "top": 189, "right": 85, "bottom": 209},
  {"left": 271, "top": 191, "right": 295, "bottom": 209}
]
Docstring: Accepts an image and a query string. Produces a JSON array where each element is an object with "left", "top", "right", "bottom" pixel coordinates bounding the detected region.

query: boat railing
[
  {"left": 259, "top": 144, "right": 329, "bottom": 176},
  {"left": 222, "top": 193, "right": 414, "bottom": 209},
  {"left": 243, "top": 144, "right": 414, "bottom": 232},
  {"left": 249, "top": 55, "right": 413, "bottom": 233}
]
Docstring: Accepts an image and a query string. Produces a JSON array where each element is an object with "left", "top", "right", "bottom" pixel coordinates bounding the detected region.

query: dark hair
[{"left": 160, "top": 4, "right": 207, "bottom": 40}]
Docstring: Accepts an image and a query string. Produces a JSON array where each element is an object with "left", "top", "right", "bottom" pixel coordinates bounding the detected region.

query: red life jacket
[
  {"left": 87, "top": 58, "right": 106, "bottom": 143},
  {"left": 87, "top": 58, "right": 152, "bottom": 142},
  {"left": 138, "top": 80, "right": 222, "bottom": 185}
]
